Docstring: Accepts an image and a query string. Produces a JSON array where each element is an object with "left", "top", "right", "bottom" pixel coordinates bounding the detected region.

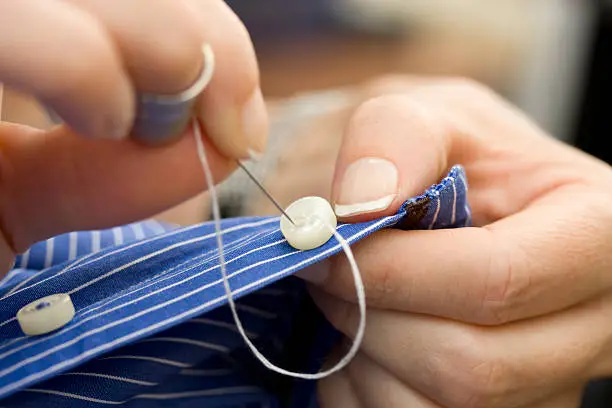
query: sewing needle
[{"left": 236, "top": 160, "right": 296, "bottom": 225}]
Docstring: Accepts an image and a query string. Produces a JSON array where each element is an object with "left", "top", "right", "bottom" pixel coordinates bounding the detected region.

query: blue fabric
[{"left": 0, "top": 165, "right": 471, "bottom": 407}]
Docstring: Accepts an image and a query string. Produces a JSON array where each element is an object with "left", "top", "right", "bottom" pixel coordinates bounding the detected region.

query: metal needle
[{"left": 236, "top": 160, "right": 296, "bottom": 225}]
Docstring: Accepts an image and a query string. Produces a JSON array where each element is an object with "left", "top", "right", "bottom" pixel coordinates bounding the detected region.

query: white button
[
  {"left": 17, "top": 294, "right": 75, "bottom": 336},
  {"left": 280, "top": 196, "right": 337, "bottom": 250}
]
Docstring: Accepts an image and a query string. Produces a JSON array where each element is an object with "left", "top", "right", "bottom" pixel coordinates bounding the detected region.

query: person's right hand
[
  {"left": 0, "top": 0, "right": 267, "bottom": 158},
  {"left": 0, "top": 1, "right": 268, "bottom": 276}
]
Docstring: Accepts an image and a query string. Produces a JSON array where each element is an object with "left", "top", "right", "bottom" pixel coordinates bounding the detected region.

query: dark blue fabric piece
[{"left": 0, "top": 165, "right": 471, "bottom": 407}]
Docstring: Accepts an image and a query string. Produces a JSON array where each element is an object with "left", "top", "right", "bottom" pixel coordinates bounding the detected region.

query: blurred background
[
  {"left": 227, "top": 0, "right": 595, "bottom": 144},
  {"left": 1, "top": 0, "right": 603, "bottom": 149}
]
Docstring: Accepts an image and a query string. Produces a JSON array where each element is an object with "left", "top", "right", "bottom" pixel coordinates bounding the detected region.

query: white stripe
[
  {"left": 0, "top": 217, "right": 390, "bottom": 395},
  {"left": 0, "top": 238, "right": 297, "bottom": 363},
  {"left": 465, "top": 208, "right": 472, "bottom": 227},
  {"left": 450, "top": 177, "right": 457, "bottom": 225},
  {"left": 112, "top": 228, "right": 124, "bottom": 246},
  {"left": 43, "top": 238, "right": 54, "bottom": 268},
  {"left": 130, "top": 223, "right": 145, "bottom": 240},
  {"left": 100, "top": 355, "right": 189, "bottom": 368},
  {"left": 1, "top": 251, "right": 96, "bottom": 301},
  {"left": 0, "top": 269, "right": 27, "bottom": 289},
  {"left": 135, "top": 387, "right": 261, "bottom": 400},
  {"left": 235, "top": 304, "right": 276, "bottom": 319},
  {"left": 18, "top": 250, "right": 30, "bottom": 269},
  {"left": 180, "top": 368, "right": 233, "bottom": 376},
  {"left": 77, "top": 228, "right": 279, "bottom": 318},
  {"left": 0, "top": 338, "right": 22, "bottom": 351},
  {"left": 68, "top": 233, "right": 78, "bottom": 260},
  {"left": 61, "top": 372, "right": 157, "bottom": 386},
  {"left": 0, "top": 252, "right": 98, "bottom": 319},
  {"left": 67, "top": 229, "right": 285, "bottom": 298},
  {"left": 189, "top": 318, "right": 256, "bottom": 337},
  {"left": 0, "top": 218, "right": 277, "bottom": 302},
  {"left": 0, "top": 234, "right": 287, "bottom": 360},
  {"left": 146, "top": 220, "right": 167, "bottom": 235},
  {"left": 0, "top": 228, "right": 282, "bottom": 356},
  {"left": 67, "top": 221, "right": 281, "bottom": 295},
  {"left": 138, "top": 337, "right": 229, "bottom": 352},
  {"left": 23, "top": 386, "right": 260, "bottom": 404},
  {"left": 0, "top": 220, "right": 348, "bottom": 358},
  {"left": 427, "top": 196, "right": 441, "bottom": 230},
  {"left": 91, "top": 231, "right": 101, "bottom": 253},
  {"left": 24, "top": 389, "right": 125, "bottom": 405},
  {"left": 457, "top": 172, "right": 472, "bottom": 227}
]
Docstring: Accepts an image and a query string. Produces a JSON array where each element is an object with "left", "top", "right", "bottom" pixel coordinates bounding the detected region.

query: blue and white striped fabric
[{"left": 0, "top": 165, "right": 471, "bottom": 408}]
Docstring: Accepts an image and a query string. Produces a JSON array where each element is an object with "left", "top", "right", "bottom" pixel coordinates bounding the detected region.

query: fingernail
[
  {"left": 334, "top": 157, "right": 398, "bottom": 217},
  {"left": 242, "top": 88, "right": 268, "bottom": 157},
  {"left": 295, "top": 259, "right": 331, "bottom": 284}
]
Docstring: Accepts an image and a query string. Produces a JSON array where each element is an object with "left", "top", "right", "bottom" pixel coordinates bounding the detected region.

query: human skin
[
  {"left": 1, "top": 5, "right": 611, "bottom": 403},
  {"left": 0, "top": 0, "right": 268, "bottom": 272},
  {"left": 294, "top": 76, "right": 612, "bottom": 408}
]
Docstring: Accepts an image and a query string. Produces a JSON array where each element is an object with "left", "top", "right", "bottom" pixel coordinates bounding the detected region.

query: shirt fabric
[{"left": 0, "top": 165, "right": 471, "bottom": 408}]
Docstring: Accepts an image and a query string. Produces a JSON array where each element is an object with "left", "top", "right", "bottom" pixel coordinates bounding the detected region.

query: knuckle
[
  {"left": 442, "top": 76, "right": 492, "bottom": 97},
  {"left": 132, "top": 21, "right": 203, "bottom": 87},
  {"left": 349, "top": 94, "right": 436, "bottom": 134},
  {"left": 436, "top": 329, "right": 506, "bottom": 408},
  {"left": 361, "top": 73, "right": 420, "bottom": 96},
  {"left": 350, "top": 94, "right": 395, "bottom": 123},
  {"left": 479, "top": 242, "right": 530, "bottom": 325},
  {"left": 437, "top": 76, "right": 504, "bottom": 108},
  {"left": 364, "top": 255, "right": 396, "bottom": 305},
  {"left": 325, "top": 298, "right": 358, "bottom": 336},
  {"left": 148, "top": 34, "right": 202, "bottom": 78},
  {"left": 206, "top": 3, "right": 259, "bottom": 87},
  {"left": 47, "top": 22, "right": 118, "bottom": 97},
  {"left": 328, "top": 234, "right": 398, "bottom": 306}
]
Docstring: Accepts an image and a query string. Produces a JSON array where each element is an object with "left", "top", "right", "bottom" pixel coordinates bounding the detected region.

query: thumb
[{"left": 331, "top": 94, "right": 452, "bottom": 223}]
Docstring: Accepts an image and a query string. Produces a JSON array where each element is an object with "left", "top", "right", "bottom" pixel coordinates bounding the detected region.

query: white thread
[{"left": 193, "top": 119, "right": 366, "bottom": 380}]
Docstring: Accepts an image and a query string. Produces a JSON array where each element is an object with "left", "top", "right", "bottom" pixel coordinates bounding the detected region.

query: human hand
[
  {"left": 301, "top": 77, "right": 612, "bottom": 407},
  {"left": 0, "top": 1, "right": 267, "bottom": 275}
]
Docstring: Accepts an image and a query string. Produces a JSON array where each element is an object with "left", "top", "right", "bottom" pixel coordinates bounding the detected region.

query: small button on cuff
[
  {"left": 17, "top": 294, "right": 75, "bottom": 336},
  {"left": 280, "top": 196, "right": 338, "bottom": 251}
]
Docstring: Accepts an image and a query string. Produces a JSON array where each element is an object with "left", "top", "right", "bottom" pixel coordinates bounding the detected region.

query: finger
[
  {"left": 317, "top": 369, "right": 363, "bottom": 408},
  {"left": 347, "top": 352, "right": 584, "bottom": 408},
  {"left": 330, "top": 93, "right": 452, "bottom": 221},
  {"left": 345, "top": 350, "right": 582, "bottom": 408},
  {"left": 0, "top": 1, "right": 133, "bottom": 139},
  {"left": 66, "top": 0, "right": 204, "bottom": 94},
  {"left": 346, "top": 352, "right": 441, "bottom": 408},
  {"left": 0, "top": 121, "right": 234, "bottom": 254},
  {"left": 65, "top": 0, "right": 207, "bottom": 144},
  {"left": 307, "top": 184, "right": 612, "bottom": 325},
  {"left": 308, "top": 83, "right": 612, "bottom": 324},
  {"left": 186, "top": 0, "right": 268, "bottom": 159},
  {"left": 529, "top": 388, "right": 584, "bottom": 408},
  {"left": 63, "top": 0, "right": 267, "bottom": 155},
  {"left": 330, "top": 78, "right": 593, "bottom": 224},
  {"left": 311, "top": 289, "right": 604, "bottom": 408}
]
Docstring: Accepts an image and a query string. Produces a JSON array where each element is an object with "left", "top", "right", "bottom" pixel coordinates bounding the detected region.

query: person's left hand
[{"left": 297, "top": 76, "right": 612, "bottom": 408}]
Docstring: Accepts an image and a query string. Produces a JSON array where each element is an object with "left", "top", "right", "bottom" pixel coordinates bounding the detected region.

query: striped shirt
[{"left": 0, "top": 165, "right": 471, "bottom": 408}]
